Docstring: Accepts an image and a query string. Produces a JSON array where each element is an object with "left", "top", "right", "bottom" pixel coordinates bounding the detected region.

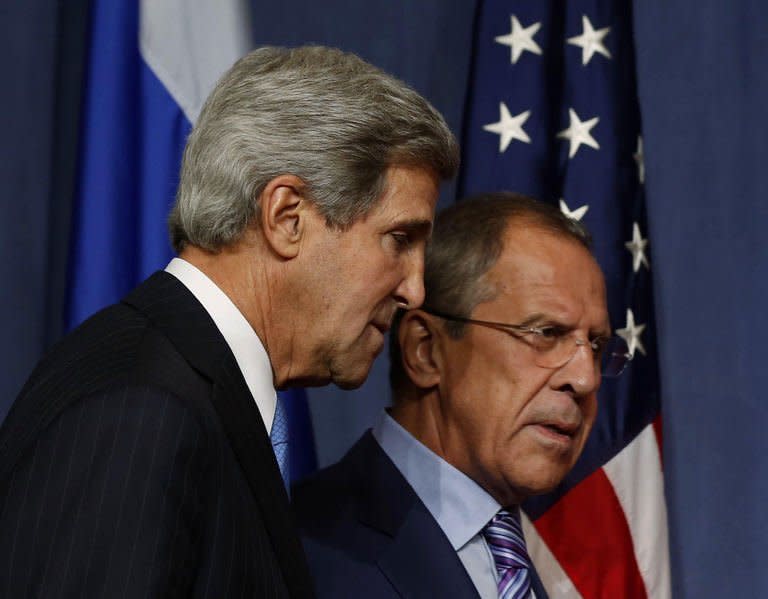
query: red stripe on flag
[{"left": 533, "top": 468, "right": 647, "bottom": 599}]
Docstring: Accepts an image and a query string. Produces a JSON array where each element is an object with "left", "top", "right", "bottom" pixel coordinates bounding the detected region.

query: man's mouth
[
  {"left": 371, "top": 310, "right": 397, "bottom": 334},
  {"left": 532, "top": 419, "right": 580, "bottom": 444},
  {"left": 544, "top": 420, "right": 578, "bottom": 435}
]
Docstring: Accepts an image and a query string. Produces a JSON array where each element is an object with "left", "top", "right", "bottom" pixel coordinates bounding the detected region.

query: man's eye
[
  {"left": 537, "top": 326, "right": 567, "bottom": 339},
  {"left": 390, "top": 232, "right": 412, "bottom": 249}
]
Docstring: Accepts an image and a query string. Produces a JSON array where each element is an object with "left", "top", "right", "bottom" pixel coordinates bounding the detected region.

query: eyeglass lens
[{"left": 530, "top": 335, "right": 630, "bottom": 377}]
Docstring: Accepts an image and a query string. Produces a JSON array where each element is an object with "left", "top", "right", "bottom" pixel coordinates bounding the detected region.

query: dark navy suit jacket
[
  {"left": 0, "top": 272, "right": 313, "bottom": 598},
  {"left": 293, "top": 431, "right": 549, "bottom": 598}
]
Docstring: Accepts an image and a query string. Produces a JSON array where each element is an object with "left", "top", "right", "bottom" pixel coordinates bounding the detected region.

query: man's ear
[
  {"left": 258, "top": 174, "right": 310, "bottom": 259},
  {"left": 398, "top": 310, "right": 442, "bottom": 389}
]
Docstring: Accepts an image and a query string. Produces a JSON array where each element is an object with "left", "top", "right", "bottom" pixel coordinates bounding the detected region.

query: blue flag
[{"left": 67, "top": 0, "right": 316, "bottom": 482}]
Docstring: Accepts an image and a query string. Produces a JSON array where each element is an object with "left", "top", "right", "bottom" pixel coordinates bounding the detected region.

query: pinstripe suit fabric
[{"left": 0, "top": 272, "right": 314, "bottom": 598}]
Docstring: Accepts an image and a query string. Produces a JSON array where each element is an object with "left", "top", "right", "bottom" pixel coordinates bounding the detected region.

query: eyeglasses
[{"left": 422, "top": 306, "right": 632, "bottom": 377}]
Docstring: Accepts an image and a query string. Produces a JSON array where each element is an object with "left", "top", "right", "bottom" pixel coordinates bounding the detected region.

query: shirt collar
[
  {"left": 372, "top": 411, "right": 500, "bottom": 550},
  {"left": 165, "top": 258, "right": 276, "bottom": 433}
]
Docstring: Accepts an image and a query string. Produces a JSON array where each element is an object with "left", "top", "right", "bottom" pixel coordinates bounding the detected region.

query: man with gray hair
[
  {"left": 294, "top": 193, "right": 631, "bottom": 598},
  {"left": 0, "top": 46, "right": 457, "bottom": 598}
]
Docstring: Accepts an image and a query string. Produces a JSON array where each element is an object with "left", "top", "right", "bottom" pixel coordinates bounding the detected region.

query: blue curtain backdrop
[
  {"left": 2, "top": 1, "right": 767, "bottom": 597},
  {"left": 633, "top": 2, "right": 768, "bottom": 594}
]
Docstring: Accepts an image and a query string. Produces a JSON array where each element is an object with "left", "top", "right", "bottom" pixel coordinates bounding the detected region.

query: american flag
[{"left": 459, "top": 1, "right": 671, "bottom": 597}]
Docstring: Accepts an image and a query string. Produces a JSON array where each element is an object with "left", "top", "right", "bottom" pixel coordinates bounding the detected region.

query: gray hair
[
  {"left": 389, "top": 192, "right": 592, "bottom": 396},
  {"left": 169, "top": 45, "right": 459, "bottom": 252}
]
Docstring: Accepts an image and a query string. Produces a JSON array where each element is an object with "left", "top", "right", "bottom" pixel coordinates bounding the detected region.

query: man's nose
[
  {"left": 393, "top": 253, "right": 426, "bottom": 309},
  {"left": 556, "top": 341, "right": 601, "bottom": 395}
]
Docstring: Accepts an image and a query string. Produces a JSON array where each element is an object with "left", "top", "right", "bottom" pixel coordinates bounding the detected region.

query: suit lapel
[
  {"left": 376, "top": 506, "right": 482, "bottom": 599},
  {"left": 210, "top": 358, "right": 314, "bottom": 597},
  {"left": 351, "top": 433, "right": 480, "bottom": 599},
  {"left": 124, "top": 272, "right": 313, "bottom": 597},
  {"left": 530, "top": 566, "right": 550, "bottom": 599}
]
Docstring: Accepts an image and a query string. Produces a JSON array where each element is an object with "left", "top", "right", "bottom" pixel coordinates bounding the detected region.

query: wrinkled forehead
[{"left": 485, "top": 225, "right": 609, "bottom": 328}]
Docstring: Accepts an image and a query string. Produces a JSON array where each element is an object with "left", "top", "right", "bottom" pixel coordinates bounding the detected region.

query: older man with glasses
[{"left": 293, "top": 192, "right": 631, "bottom": 599}]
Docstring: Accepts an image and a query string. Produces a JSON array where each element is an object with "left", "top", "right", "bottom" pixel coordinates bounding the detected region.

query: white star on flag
[
  {"left": 557, "top": 108, "right": 600, "bottom": 158},
  {"left": 617, "top": 308, "right": 647, "bottom": 357},
  {"left": 567, "top": 15, "right": 612, "bottom": 65},
  {"left": 625, "top": 222, "right": 650, "bottom": 272},
  {"left": 483, "top": 103, "right": 531, "bottom": 152},
  {"left": 634, "top": 136, "right": 645, "bottom": 184},
  {"left": 495, "top": 15, "right": 543, "bottom": 64},
  {"left": 559, "top": 198, "right": 589, "bottom": 221}
]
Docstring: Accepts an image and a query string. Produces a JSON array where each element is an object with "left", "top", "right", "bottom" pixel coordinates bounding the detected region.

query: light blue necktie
[
  {"left": 482, "top": 509, "right": 533, "bottom": 599},
  {"left": 270, "top": 394, "right": 290, "bottom": 490}
]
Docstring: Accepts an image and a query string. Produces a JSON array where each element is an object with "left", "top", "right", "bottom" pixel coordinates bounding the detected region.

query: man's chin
[
  {"left": 330, "top": 360, "right": 376, "bottom": 390},
  {"left": 332, "top": 369, "right": 370, "bottom": 390},
  {"left": 334, "top": 378, "right": 364, "bottom": 391}
]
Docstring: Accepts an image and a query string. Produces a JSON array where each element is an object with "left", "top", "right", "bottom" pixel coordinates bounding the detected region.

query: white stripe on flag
[
  {"left": 522, "top": 512, "right": 584, "bottom": 599},
  {"left": 139, "top": 0, "right": 252, "bottom": 123},
  {"left": 603, "top": 424, "right": 672, "bottom": 599}
]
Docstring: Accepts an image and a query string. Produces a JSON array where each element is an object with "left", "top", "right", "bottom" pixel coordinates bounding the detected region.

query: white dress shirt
[{"left": 165, "top": 258, "right": 276, "bottom": 433}]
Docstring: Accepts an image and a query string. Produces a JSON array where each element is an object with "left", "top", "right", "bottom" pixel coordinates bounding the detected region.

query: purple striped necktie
[{"left": 482, "top": 509, "right": 532, "bottom": 599}]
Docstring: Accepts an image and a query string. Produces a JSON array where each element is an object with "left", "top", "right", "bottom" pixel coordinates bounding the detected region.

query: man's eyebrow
[
  {"left": 592, "top": 325, "right": 612, "bottom": 338},
  {"left": 519, "top": 313, "right": 606, "bottom": 336},
  {"left": 517, "top": 312, "right": 551, "bottom": 327},
  {"left": 394, "top": 219, "right": 433, "bottom": 238},
  {"left": 520, "top": 312, "right": 552, "bottom": 326}
]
